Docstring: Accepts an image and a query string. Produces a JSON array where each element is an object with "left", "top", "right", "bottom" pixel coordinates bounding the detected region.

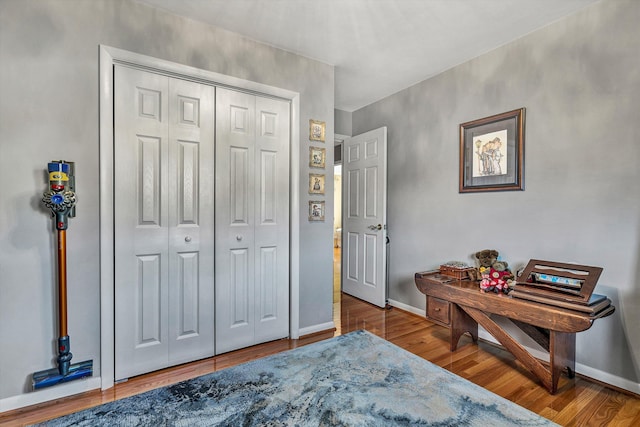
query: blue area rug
[{"left": 36, "top": 330, "right": 557, "bottom": 426}]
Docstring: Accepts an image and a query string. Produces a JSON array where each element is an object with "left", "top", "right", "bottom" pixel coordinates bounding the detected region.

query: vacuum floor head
[{"left": 32, "top": 359, "right": 93, "bottom": 390}]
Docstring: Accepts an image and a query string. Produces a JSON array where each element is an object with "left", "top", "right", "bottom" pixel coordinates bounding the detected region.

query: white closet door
[
  {"left": 114, "top": 66, "right": 215, "bottom": 380},
  {"left": 215, "top": 88, "right": 290, "bottom": 353},
  {"left": 254, "top": 95, "right": 290, "bottom": 344},
  {"left": 167, "top": 78, "right": 215, "bottom": 366}
]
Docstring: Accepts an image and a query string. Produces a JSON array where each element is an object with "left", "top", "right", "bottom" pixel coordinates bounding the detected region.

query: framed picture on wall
[
  {"left": 309, "top": 119, "right": 326, "bottom": 142},
  {"left": 309, "top": 173, "right": 325, "bottom": 195},
  {"left": 309, "top": 146, "right": 326, "bottom": 169},
  {"left": 308, "top": 200, "right": 325, "bottom": 221},
  {"left": 459, "top": 108, "right": 525, "bottom": 193}
]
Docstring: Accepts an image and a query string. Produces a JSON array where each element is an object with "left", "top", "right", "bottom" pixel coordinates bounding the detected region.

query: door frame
[{"left": 99, "top": 45, "right": 301, "bottom": 390}]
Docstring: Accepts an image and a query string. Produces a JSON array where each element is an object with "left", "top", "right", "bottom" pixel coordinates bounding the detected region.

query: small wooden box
[{"left": 439, "top": 264, "right": 475, "bottom": 280}]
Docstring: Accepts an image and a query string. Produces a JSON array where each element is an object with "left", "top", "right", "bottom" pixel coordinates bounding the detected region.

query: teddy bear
[
  {"left": 475, "top": 249, "right": 498, "bottom": 269},
  {"left": 474, "top": 250, "right": 514, "bottom": 294},
  {"left": 470, "top": 249, "right": 497, "bottom": 281},
  {"left": 481, "top": 260, "right": 514, "bottom": 294}
]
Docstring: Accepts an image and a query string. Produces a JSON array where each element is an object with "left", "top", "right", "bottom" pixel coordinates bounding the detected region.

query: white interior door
[
  {"left": 215, "top": 88, "right": 290, "bottom": 353},
  {"left": 341, "top": 127, "right": 388, "bottom": 308},
  {"left": 114, "top": 66, "right": 215, "bottom": 380}
]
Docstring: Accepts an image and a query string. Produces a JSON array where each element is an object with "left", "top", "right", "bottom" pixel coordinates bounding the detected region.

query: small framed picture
[
  {"left": 309, "top": 119, "right": 326, "bottom": 142},
  {"left": 309, "top": 200, "right": 325, "bottom": 221},
  {"left": 309, "top": 173, "right": 325, "bottom": 195},
  {"left": 309, "top": 146, "right": 326, "bottom": 169}
]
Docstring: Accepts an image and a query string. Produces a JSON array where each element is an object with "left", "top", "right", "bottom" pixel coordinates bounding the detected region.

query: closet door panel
[
  {"left": 115, "top": 66, "right": 170, "bottom": 380},
  {"left": 254, "top": 96, "right": 290, "bottom": 343},
  {"left": 215, "top": 90, "right": 290, "bottom": 352},
  {"left": 115, "top": 67, "right": 215, "bottom": 380},
  {"left": 167, "top": 78, "right": 215, "bottom": 365},
  {"left": 215, "top": 88, "right": 256, "bottom": 353}
]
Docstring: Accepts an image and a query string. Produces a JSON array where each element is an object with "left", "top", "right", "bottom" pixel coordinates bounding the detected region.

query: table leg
[
  {"left": 460, "top": 306, "right": 558, "bottom": 393},
  {"left": 550, "top": 331, "right": 576, "bottom": 391},
  {"left": 450, "top": 303, "right": 478, "bottom": 351}
]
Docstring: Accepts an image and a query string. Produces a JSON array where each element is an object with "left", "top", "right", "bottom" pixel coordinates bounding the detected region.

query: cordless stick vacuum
[{"left": 32, "top": 161, "right": 93, "bottom": 390}]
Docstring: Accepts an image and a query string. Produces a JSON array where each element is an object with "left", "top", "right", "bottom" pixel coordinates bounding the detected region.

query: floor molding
[
  {"left": 298, "top": 322, "right": 336, "bottom": 338},
  {"left": 388, "top": 299, "right": 425, "bottom": 317},
  {"left": 0, "top": 377, "right": 101, "bottom": 413}
]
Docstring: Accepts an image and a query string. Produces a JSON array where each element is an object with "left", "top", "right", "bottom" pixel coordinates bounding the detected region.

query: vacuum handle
[{"left": 58, "top": 229, "right": 68, "bottom": 338}]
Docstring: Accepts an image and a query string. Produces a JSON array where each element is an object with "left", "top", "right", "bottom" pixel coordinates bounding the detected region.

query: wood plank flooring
[{"left": 1, "top": 293, "right": 639, "bottom": 426}]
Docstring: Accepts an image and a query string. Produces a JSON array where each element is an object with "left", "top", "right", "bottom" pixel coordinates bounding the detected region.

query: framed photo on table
[{"left": 459, "top": 108, "right": 525, "bottom": 193}]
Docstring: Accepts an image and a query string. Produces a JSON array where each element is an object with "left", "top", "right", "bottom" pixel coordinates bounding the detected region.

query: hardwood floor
[{"left": 1, "top": 294, "right": 639, "bottom": 426}]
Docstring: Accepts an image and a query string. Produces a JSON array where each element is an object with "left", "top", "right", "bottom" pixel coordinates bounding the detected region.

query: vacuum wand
[
  {"left": 56, "top": 229, "right": 71, "bottom": 375},
  {"left": 33, "top": 161, "right": 93, "bottom": 390}
]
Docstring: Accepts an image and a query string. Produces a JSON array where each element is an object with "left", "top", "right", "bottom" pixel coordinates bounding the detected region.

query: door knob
[
  {"left": 184, "top": 236, "right": 192, "bottom": 242},
  {"left": 236, "top": 235, "right": 243, "bottom": 241},
  {"left": 368, "top": 224, "right": 382, "bottom": 231}
]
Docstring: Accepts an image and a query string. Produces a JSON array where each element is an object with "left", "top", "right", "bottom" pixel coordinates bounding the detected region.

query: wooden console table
[{"left": 415, "top": 271, "right": 615, "bottom": 394}]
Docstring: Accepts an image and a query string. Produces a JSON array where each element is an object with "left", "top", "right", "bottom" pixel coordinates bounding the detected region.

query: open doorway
[
  {"left": 333, "top": 164, "right": 342, "bottom": 300},
  {"left": 333, "top": 139, "right": 344, "bottom": 320}
]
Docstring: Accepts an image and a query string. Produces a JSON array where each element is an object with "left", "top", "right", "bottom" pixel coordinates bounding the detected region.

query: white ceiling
[{"left": 135, "top": 0, "right": 600, "bottom": 112}]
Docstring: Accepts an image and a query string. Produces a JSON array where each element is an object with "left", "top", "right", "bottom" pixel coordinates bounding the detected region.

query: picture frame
[
  {"left": 309, "top": 146, "right": 326, "bottom": 169},
  {"left": 309, "top": 119, "right": 326, "bottom": 142},
  {"left": 459, "top": 108, "right": 525, "bottom": 193},
  {"left": 308, "top": 173, "right": 325, "bottom": 195},
  {"left": 308, "top": 200, "right": 325, "bottom": 222}
]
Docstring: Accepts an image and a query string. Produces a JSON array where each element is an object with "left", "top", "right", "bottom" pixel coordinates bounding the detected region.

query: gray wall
[
  {"left": 0, "top": 0, "right": 334, "bottom": 401},
  {"left": 353, "top": 0, "right": 640, "bottom": 389},
  {"left": 334, "top": 109, "right": 352, "bottom": 137}
]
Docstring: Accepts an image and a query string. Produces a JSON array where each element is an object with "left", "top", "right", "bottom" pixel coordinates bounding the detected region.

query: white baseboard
[
  {"left": 298, "top": 321, "right": 336, "bottom": 337},
  {"left": 478, "top": 330, "right": 639, "bottom": 395},
  {"left": 575, "top": 363, "right": 640, "bottom": 395},
  {"left": 0, "top": 377, "right": 101, "bottom": 413},
  {"left": 387, "top": 299, "right": 425, "bottom": 317}
]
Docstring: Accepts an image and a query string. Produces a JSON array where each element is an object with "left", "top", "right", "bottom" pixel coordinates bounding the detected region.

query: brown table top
[{"left": 415, "top": 271, "right": 612, "bottom": 333}]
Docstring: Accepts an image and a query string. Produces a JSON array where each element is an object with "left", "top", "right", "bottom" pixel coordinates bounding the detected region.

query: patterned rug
[{"left": 36, "top": 330, "right": 557, "bottom": 426}]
